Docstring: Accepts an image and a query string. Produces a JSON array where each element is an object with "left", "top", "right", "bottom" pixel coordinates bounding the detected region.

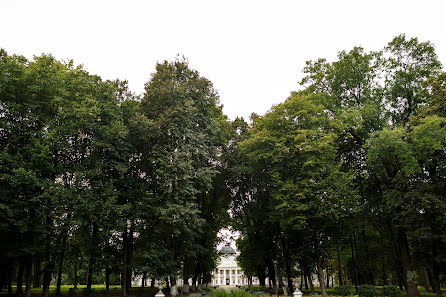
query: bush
[
  {"left": 383, "top": 285, "right": 400, "bottom": 297},
  {"left": 82, "top": 288, "right": 96, "bottom": 297},
  {"left": 358, "top": 285, "right": 376, "bottom": 297},
  {"left": 210, "top": 289, "right": 254, "bottom": 297},
  {"left": 68, "top": 288, "right": 76, "bottom": 297},
  {"left": 333, "top": 285, "right": 353, "bottom": 296}
]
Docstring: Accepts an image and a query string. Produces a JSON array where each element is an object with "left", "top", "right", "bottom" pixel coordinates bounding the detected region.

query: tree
[
  {"left": 383, "top": 34, "right": 442, "bottom": 125},
  {"left": 139, "top": 57, "right": 227, "bottom": 293}
]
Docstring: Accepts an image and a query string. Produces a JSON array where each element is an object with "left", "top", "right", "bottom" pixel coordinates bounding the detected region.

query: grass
[
  {"left": 1, "top": 285, "right": 445, "bottom": 297},
  {"left": 0, "top": 285, "right": 159, "bottom": 297}
]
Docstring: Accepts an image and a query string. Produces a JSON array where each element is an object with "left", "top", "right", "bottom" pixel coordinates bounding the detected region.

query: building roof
[{"left": 218, "top": 243, "right": 236, "bottom": 255}]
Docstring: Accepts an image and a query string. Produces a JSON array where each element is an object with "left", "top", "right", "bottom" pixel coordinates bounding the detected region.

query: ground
[{"left": 0, "top": 285, "right": 445, "bottom": 297}]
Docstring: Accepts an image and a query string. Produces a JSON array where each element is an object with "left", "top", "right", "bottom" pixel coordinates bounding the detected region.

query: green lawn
[{"left": 1, "top": 285, "right": 445, "bottom": 297}]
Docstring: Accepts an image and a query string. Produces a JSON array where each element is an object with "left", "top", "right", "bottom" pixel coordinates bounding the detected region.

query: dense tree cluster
[
  {"left": 231, "top": 35, "right": 446, "bottom": 297},
  {"left": 0, "top": 53, "right": 231, "bottom": 296},
  {"left": 1, "top": 34, "right": 445, "bottom": 297}
]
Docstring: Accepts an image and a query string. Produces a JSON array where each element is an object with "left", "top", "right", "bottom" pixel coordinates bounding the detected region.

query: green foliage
[
  {"left": 67, "top": 288, "right": 77, "bottom": 297},
  {"left": 383, "top": 285, "right": 401, "bottom": 297},
  {"left": 333, "top": 285, "right": 353, "bottom": 296},
  {"left": 81, "top": 288, "right": 96, "bottom": 297},
  {"left": 210, "top": 289, "right": 254, "bottom": 297},
  {"left": 358, "top": 285, "right": 377, "bottom": 297}
]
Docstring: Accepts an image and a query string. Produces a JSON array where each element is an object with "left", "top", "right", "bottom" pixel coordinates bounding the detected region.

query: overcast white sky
[{"left": 2, "top": 0, "right": 445, "bottom": 120}]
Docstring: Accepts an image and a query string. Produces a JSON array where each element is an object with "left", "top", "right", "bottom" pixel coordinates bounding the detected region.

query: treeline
[
  {"left": 230, "top": 34, "right": 446, "bottom": 297},
  {"left": 1, "top": 33, "right": 446, "bottom": 297},
  {"left": 0, "top": 52, "right": 236, "bottom": 296}
]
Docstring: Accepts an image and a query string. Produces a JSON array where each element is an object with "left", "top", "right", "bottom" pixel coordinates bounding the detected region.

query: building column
[
  {"left": 218, "top": 270, "right": 220, "bottom": 285},
  {"left": 235, "top": 270, "right": 238, "bottom": 285},
  {"left": 223, "top": 270, "right": 226, "bottom": 285}
]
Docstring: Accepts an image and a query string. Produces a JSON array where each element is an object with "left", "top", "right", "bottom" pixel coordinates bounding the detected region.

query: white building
[
  {"left": 211, "top": 243, "right": 266, "bottom": 287},
  {"left": 211, "top": 244, "right": 244, "bottom": 286}
]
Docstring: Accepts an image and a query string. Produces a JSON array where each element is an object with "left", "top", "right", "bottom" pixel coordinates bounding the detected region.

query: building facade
[{"left": 211, "top": 244, "right": 245, "bottom": 286}]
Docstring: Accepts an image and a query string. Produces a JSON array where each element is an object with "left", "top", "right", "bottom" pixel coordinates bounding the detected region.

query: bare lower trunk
[
  {"left": 398, "top": 230, "right": 421, "bottom": 297},
  {"left": 141, "top": 272, "right": 146, "bottom": 288},
  {"left": 316, "top": 259, "right": 327, "bottom": 297},
  {"left": 33, "top": 258, "right": 42, "bottom": 288},
  {"left": 121, "top": 229, "right": 128, "bottom": 297},
  {"left": 431, "top": 242, "right": 443, "bottom": 297},
  {"left": 299, "top": 270, "right": 303, "bottom": 290},
  {"left": 17, "top": 261, "right": 25, "bottom": 295},
  {"left": 42, "top": 262, "right": 54, "bottom": 297},
  {"left": 308, "top": 272, "right": 314, "bottom": 294},
  {"left": 422, "top": 267, "right": 430, "bottom": 292},
  {"left": 106, "top": 265, "right": 110, "bottom": 290},
  {"left": 336, "top": 247, "right": 343, "bottom": 286},
  {"left": 56, "top": 249, "right": 65, "bottom": 295},
  {"left": 281, "top": 237, "right": 294, "bottom": 293},
  {"left": 25, "top": 256, "right": 32, "bottom": 297},
  {"left": 87, "top": 223, "right": 98, "bottom": 291},
  {"left": 350, "top": 234, "right": 358, "bottom": 293},
  {"left": 170, "top": 277, "right": 178, "bottom": 296},
  {"left": 8, "top": 265, "right": 13, "bottom": 295},
  {"left": 73, "top": 257, "right": 78, "bottom": 290},
  {"left": 86, "top": 256, "right": 93, "bottom": 290}
]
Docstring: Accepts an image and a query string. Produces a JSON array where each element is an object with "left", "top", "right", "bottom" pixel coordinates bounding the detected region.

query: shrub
[
  {"left": 333, "top": 285, "right": 353, "bottom": 296},
  {"left": 210, "top": 289, "right": 255, "bottom": 297},
  {"left": 68, "top": 288, "right": 76, "bottom": 297},
  {"left": 358, "top": 285, "right": 376, "bottom": 297},
  {"left": 383, "top": 285, "right": 400, "bottom": 297},
  {"left": 82, "top": 288, "right": 96, "bottom": 297}
]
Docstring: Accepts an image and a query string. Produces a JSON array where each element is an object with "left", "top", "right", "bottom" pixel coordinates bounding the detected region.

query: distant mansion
[
  {"left": 133, "top": 243, "right": 326, "bottom": 288},
  {"left": 211, "top": 243, "right": 250, "bottom": 286}
]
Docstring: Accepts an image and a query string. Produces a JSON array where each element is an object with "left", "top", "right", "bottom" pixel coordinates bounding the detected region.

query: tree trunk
[
  {"left": 25, "top": 256, "right": 33, "bottom": 297},
  {"left": 431, "top": 242, "right": 443, "bottom": 297},
  {"left": 258, "top": 268, "right": 267, "bottom": 290},
  {"left": 7, "top": 265, "right": 13, "bottom": 295},
  {"left": 191, "top": 274, "right": 197, "bottom": 292},
  {"left": 121, "top": 229, "right": 128, "bottom": 297},
  {"left": 86, "top": 256, "right": 93, "bottom": 290},
  {"left": 316, "top": 259, "right": 327, "bottom": 297},
  {"left": 55, "top": 241, "right": 66, "bottom": 295},
  {"left": 336, "top": 246, "right": 343, "bottom": 286},
  {"left": 303, "top": 267, "right": 308, "bottom": 290},
  {"left": 33, "top": 258, "right": 42, "bottom": 288},
  {"left": 308, "top": 273, "right": 315, "bottom": 294},
  {"left": 353, "top": 232, "right": 360, "bottom": 285},
  {"left": 126, "top": 228, "right": 133, "bottom": 293},
  {"left": 422, "top": 267, "right": 430, "bottom": 292},
  {"left": 17, "top": 261, "right": 25, "bottom": 295},
  {"left": 326, "top": 270, "right": 330, "bottom": 288},
  {"left": 106, "top": 265, "right": 110, "bottom": 291},
  {"left": 87, "top": 223, "right": 98, "bottom": 290},
  {"left": 141, "top": 272, "right": 146, "bottom": 288},
  {"left": 42, "top": 261, "right": 54, "bottom": 297},
  {"left": 299, "top": 270, "right": 303, "bottom": 291},
  {"left": 398, "top": 230, "right": 421, "bottom": 297},
  {"left": 170, "top": 276, "right": 178, "bottom": 296},
  {"left": 279, "top": 275, "right": 288, "bottom": 296},
  {"left": 281, "top": 237, "right": 294, "bottom": 293},
  {"left": 73, "top": 256, "right": 78, "bottom": 290},
  {"left": 350, "top": 234, "right": 358, "bottom": 293},
  {"left": 151, "top": 278, "right": 155, "bottom": 288}
]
